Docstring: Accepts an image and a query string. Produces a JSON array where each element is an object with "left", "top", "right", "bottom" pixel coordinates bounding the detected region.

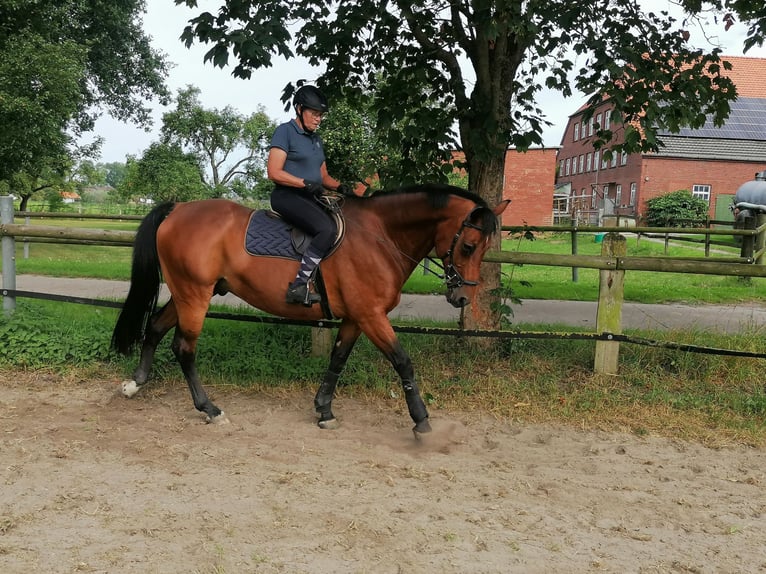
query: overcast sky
[{"left": 89, "top": 0, "right": 766, "bottom": 164}]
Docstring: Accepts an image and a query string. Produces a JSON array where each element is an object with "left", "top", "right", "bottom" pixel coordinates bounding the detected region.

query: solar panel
[{"left": 658, "top": 97, "right": 766, "bottom": 141}]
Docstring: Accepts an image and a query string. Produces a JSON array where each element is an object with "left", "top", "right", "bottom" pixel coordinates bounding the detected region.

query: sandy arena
[{"left": 0, "top": 371, "right": 764, "bottom": 573}]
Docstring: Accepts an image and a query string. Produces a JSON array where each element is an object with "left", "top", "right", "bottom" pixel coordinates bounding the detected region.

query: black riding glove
[
  {"left": 336, "top": 183, "right": 353, "bottom": 196},
  {"left": 304, "top": 181, "right": 324, "bottom": 198}
]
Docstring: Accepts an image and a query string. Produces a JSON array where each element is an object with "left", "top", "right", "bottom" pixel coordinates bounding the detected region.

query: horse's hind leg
[
  {"left": 171, "top": 302, "right": 227, "bottom": 424},
  {"left": 122, "top": 301, "right": 177, "bottom": 398},
  {"left": 314, "top": 320, "right": 362, "bottom": 429}
]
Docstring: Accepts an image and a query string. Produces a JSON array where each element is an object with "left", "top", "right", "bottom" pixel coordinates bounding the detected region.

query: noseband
[{"left": 438, "top": 207, "right": 485, "bottom": 290}]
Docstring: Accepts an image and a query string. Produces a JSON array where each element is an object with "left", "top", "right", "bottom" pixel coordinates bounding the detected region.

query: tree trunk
[{"left": 463, "top": 151, "right": 506, "bottom": 332}]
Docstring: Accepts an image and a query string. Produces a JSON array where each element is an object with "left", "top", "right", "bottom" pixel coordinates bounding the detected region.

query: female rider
[{"left": 267, "top": 85, "right": 355, "bottom": 305}]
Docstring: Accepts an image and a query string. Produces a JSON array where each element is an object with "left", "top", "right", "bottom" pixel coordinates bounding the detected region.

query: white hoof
[
  {"left": 207, "top": 412, "right": 230, "bottom": 425},
  {"left": 318, "top": 418, "right": 340, "bottom": 430},
  {"left": 121, "top": 380, "right": 140, "bottom": 398}
]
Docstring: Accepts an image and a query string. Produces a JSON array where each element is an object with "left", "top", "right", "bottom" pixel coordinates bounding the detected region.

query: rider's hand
[{"left": 303, "top": 181, "right": 324, "bottom": 198}]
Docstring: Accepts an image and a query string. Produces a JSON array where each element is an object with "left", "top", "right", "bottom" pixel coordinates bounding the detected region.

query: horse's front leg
[
  {"left": 122, "top": 302, "right": 176, "bottom": 398},
  {"left": 362, "top": 318, "right": 431, "bottom": 436},
  {"left": 387, "top": 340, "right": 431, "bottom": 435},
  {"left": 314, "top": 320, "right": 362, "bottom": 429}
]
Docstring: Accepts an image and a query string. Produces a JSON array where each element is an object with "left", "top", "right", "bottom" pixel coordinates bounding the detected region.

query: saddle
[
  {"left": 244, "top": 207, "right": 345, "bottom": 319},
  {"left": 244, "top": 209, "right": 345, "bottom": 260}
]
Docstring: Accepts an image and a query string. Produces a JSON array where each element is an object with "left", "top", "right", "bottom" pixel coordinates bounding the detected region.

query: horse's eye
[{"left": 461, "top": 243, "right": 476, "bottom": 256}]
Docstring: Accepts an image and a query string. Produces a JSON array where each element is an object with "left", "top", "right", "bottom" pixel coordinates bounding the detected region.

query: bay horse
[{"left": 111, "top": 184, "right": 509, "bottom": 435}]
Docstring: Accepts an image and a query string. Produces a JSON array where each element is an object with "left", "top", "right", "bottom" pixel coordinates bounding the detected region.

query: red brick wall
[
  {"left": 640, "top": 158, "right": 766, "bottom": 217},
  {"left": 503, "top": 147, "right": 559, "bottom": 226}
]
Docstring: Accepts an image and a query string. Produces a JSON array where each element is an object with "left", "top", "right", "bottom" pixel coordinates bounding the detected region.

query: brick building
[
  {"left": 502, "top": 146, "right": 560, "bottom": 226},
  {"left": 554, "top": 55, "right": 766, "bottom": 225}
]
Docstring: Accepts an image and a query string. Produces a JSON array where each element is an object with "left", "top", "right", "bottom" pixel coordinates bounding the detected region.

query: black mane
[
  {"left": 387, "top": 183, "right": 489, "bottom": 210},
  {"left": 375, "top": 183, "right": 498, "bottom": 236}
]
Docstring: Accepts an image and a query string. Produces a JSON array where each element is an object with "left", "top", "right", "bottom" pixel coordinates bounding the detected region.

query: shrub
[{"left": 645, "top": 189, "right": 708, "bottom": 227}]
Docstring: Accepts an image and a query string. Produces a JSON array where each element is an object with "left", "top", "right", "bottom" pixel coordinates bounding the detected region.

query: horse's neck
[{"left": 372, "top": 195, "right": 451, "bottom": 260}]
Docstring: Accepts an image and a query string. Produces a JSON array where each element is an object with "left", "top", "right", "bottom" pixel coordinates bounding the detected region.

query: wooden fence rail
[{"left": 2, "top": 196, "right": 765, "bottom": 374}]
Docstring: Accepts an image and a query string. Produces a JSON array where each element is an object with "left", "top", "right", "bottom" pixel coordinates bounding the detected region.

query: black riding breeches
[{"left": 270, "top": 186, "right": 337, "bottom": 256}]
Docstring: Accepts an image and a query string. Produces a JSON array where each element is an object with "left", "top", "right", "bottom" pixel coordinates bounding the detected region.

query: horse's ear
[{"left": 493, "top": 199, "right": 511, "bottom": 216}]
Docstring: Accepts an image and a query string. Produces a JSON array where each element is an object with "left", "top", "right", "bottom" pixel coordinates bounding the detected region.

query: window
[
  {"left": 565, "top": 158, "right": 571, "bottom": 175},
  {"left": 615, "top": 184, "right": 622, "bottom": 206},
  {"left": 586, "top": 153, "right": 592, "bottom": 172},
  {"left": 581, "top": 120, "right": 587, "bottom": 138},
  {"left": 593, "top": 150, "right": 599, "bottom": 170},
  {"left": 601, "top": 153, "right": 608, "bottom": 170},
  {"left": 588, "top": 117, "right": 594, "bottom": 137},
  {"left": 620, "top": 151, "right": 628, "bottom": 166},
  {"left": 630, "top": 182, "right": 637, "bottom": 206},
  {"left": 559, "top": 160, "right": 564, "bottom": 176},
  {"left": 610, "top": 151, "right": 618, "bottom": 168},
  {"left": 603, "top": 184, "right": 609, "bottom": 199},
  {"left": 579, "top": 154, "right": 584, "bottom": 173},
  {"left": 595, "top": 113, "right": 602, "bottom": 132},
  {"left": 591, "top": 188, "right": 597, "bottom": 209},
  {"left": 692, "top": 184, "right": 711, "bottom": 202},
  {"left": 574, "top": 123, "right": 579, "bottom": 141}
]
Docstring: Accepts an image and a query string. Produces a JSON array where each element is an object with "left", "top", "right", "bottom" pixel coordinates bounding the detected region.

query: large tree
[
  {"left": 121, "top": 143, "right": 209, "bottom": 203},
  {"left": 0, "top": 0, "right": 170, "bottom": 203},
  {"left": 161, "top": 86, "right": 277, "bottom": 198},
  {"left": 177, "top": 0, "right": 765, "bottom": 328}
]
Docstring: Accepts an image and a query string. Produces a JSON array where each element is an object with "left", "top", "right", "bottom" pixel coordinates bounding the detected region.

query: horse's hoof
[
  {"left": 121, "top": 380, "right": 140, "bottom": 398},
  {"left": 207, "top": 412, "right": 230, "bottom": 425},
  {"left": 318, "top": 417, "right": 340, "bottom": 430},
  {"left": 412, "top": 419, "right": 432, "bottom": 439}
]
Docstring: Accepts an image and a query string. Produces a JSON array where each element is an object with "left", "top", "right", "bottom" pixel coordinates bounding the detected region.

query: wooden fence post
[
  {"left": 0, "top": 195, "right": 16, "bottom": 314},
  {"left": 570, "top": 217, "right": 579, "bottom": 282},
  {"left": 755, "top": 214, "right": 766, "bottom": 266},
  {"left": 594, "top": 232, "right": 626, "bottom": 374},
  {"left": 311, "top": 327, "right": 333, "bottom": 357}
]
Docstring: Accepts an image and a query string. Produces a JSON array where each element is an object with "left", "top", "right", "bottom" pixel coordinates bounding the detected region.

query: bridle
[{"left": 430, "top": 206, "right": 486, "bottom": 290}]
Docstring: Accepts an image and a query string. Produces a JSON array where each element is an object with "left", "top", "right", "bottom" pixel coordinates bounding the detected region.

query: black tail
[{"left": 111, "top": 202, "right": 175, "bottom": 354}]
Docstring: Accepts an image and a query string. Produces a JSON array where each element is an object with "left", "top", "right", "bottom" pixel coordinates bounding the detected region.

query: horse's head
[{"left": 437, "top": 198, "right": 510, "bottom": 308}]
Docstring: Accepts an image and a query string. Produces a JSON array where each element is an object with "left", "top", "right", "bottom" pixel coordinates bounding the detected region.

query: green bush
[{"left": 645, "top": 189, "right": 709, "bottom": 227}]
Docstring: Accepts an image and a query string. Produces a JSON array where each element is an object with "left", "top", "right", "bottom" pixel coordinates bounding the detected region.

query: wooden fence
[{"left": 2, "top": 196, "right": 766, "bottom": 374}]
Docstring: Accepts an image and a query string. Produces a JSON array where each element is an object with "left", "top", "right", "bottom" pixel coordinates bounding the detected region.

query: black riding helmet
[{"left": 293, "top": 85, "right": 329, "bottom": 114}]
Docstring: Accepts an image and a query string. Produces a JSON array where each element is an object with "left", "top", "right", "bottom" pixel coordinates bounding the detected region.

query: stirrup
[{"left": 286, "top": 282, "right": 321, "bottom": 306}]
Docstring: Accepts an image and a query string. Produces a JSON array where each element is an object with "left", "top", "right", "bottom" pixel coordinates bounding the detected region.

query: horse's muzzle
[{"left": 446, "top": 289, "right": 470, "bottom": 308}]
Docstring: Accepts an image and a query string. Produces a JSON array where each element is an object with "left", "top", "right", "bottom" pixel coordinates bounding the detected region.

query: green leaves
[
  {"left": 0, "top": 0, "right": 170, "bottom": 206},
  {"left": 158, "top": 86, "right": 277, "bottom": 198},
  {"left": 645, "top": 190, "right": 710, "bottom": 227}
]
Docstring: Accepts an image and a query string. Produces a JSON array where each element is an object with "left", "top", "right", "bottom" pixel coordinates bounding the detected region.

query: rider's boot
[
  {"left": 286, "top": 281, "right": 321, "bottom": 305},
  {"left": 286, "top": 246, "right": 323, "bottom": 306}
]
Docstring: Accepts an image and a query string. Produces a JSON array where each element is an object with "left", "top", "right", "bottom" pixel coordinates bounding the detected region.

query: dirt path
[{"left": 1, "top": 371, "right": 764, "bottom": 574}]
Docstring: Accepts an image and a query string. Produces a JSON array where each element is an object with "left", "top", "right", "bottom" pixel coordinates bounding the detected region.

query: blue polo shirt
[{"left": 269, "top": 119, "right": 325, "bottom": 183}]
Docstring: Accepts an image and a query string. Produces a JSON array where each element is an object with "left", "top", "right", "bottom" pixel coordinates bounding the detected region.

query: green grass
[
  {"left": 500, "top": 231, "right": 764, "bottom": 304},
  {"left": 1, "top": 299, "right": 764, "bottom": 446}
]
